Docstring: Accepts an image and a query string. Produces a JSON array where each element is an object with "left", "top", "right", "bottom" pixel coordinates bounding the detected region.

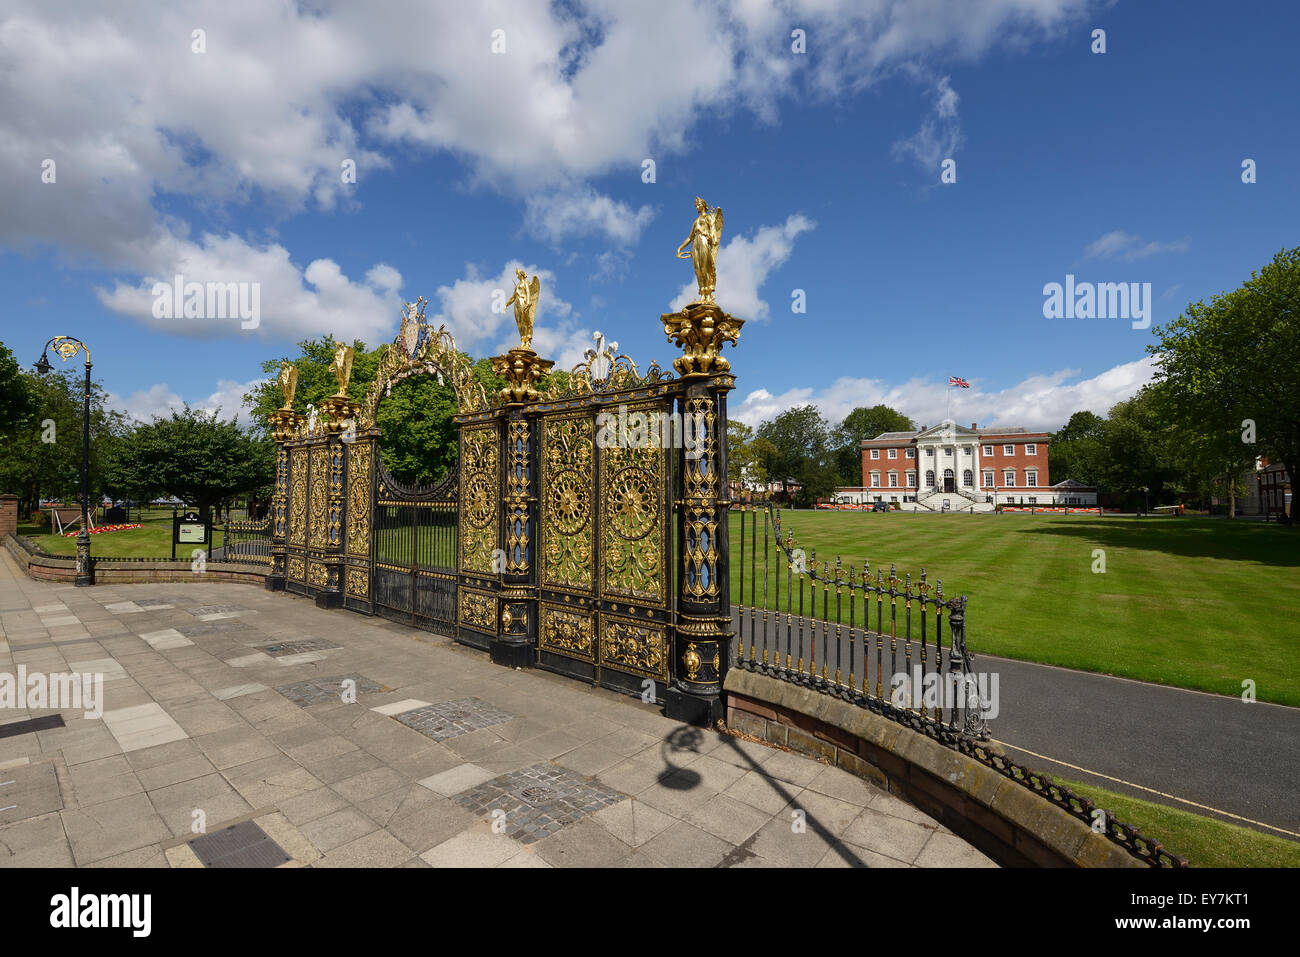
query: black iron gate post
[
  {"left": 662, "top": 301, "right": 744, "bottom": 725},
  {"left": 488, "top": 348, "right": 554, "bottom": 668}
]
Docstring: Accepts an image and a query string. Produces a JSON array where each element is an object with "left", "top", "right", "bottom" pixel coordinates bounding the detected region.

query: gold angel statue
[
  {"left": 277, "top": 361, "right": 297, "bottom": 410},
  {"left": 506, "top": 268, "right": 541, "bottom": 350},
  {"left": 331, "top": 344, "right": 354, "bottom": 397},
  {"left": 676, "top": 197, "right": 723, "bottom": 303}
]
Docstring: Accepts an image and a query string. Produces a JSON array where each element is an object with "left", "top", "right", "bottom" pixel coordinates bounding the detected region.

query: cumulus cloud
[
  {"left": 669, "top": 214, "right": 815, "bottom": 317},
  {"left": 1, "top": 0, "right": 1101, "bottom": 337},
  {"left": 524, "top": 188, "right": 655, "bottom": 247},
  {"left": 1083, "top": 231, "right": 1191, "bottom": 262},
  {"left": 730, "top": 356, "right": 1158, "bottom": 432},
  {"left": 94, "top": 233, "right": 404, "bottom": 343},
  {"left": 107, "top": 377, "right": 266, "bottom": 426}
]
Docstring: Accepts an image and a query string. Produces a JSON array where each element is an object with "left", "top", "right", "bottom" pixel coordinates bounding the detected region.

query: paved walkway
[{"left": 0, "top": 551, "right": 992, "bottom": 868}]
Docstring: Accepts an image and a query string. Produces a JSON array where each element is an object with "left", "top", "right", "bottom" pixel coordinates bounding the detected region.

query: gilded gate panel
[
  {"left": 309, "top": 445, "right": 330, "bottom": 550},
  {"left": 459, "top": 425, "right": 500, "bottom": 576},
  {"left": 599, "top": 401, "right": 669, "bottom": 606},
  {"left": 599, "top": 613, "right": 668, "bottom": 681},
  {"left": 540, "top": 416, "right": 594, "bottom": 591},
  {"left": 346, "top": 441, "right": 372, "bottom": 558},
  {"left": 288, "top": 448, "right": 307, "bottom": 548},
  {"left": 540, "top": 601, "right": 596, "bottom": 663}
]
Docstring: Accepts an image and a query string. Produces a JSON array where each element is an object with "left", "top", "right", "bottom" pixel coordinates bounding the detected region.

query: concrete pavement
[{"left": 0, "top": 550, "right": 993, "bottom": 868}]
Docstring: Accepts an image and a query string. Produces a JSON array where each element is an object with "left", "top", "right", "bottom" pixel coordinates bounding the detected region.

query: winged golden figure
[
  {"left": 506, "top": 268, "right": 541, "bottom": 350},
  {"left": 277, "top": 361, "right": 298, "bottom": 410},
  {"left": 331, "top": 344, "right": 354, "bottom": 397},
  {"left": 676, "top": 197, "right": 723, "bottom": 304}
]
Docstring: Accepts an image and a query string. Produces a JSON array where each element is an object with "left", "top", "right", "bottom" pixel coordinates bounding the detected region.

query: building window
[
  {"left": 963, "top": 446, "right": 972, "bottom": 456},
  {"left": 905, "top": 448, "right": 915, "bottom": 459},
  {"left": 870, "top": 449, "right": 880, "bottom": 460},
  {"left": 943, "top": 468, "right": 954, "bottom": 482},
  {"left": 1026, "top": 443, "right": 1037, "bottom": 456},
  {"left": 1004, "top": 470, "right": 1016, "bottom": 487},
  {"left": 1027, "top": 469, "right": 1038, "bottom": 487},
  {"left": 925, "top": 470, "right": 935, "bottom": 487},
  {"left": 1028, "top": 497, "right": 1037, "bottom": 504},
  {"left": 906, "top": 471, "right": 916, "bottom": 488},
  {"left": 983, "top": 470, "right": 994, "bottom": 487},
  {"left": 1003, "top": 444, "right": 1014, "bottom": 455},
  {"left": 963, "top": 469, "right": 973, "bottom": 487},
  {"left": 870, "top": 472, "right": 880, "bottom": 488},
  {"left": 983, "top": 445, "right": 994, "bottom": 456},
  {"left": 889, "top": 472, "right": 898, "bottom": 487},
  {"left": 925, "top": 447, "right": 934, "bottom": 457},
  {"left": 944, "top": 447, "right": 953, "bottom": 457},
  {"left": 888, "top": 448, "right": 897, "bottom": 459}
]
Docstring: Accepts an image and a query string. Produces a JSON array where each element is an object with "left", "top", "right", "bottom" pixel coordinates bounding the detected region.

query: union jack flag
[{"left": 949, "top": 376, "right": 970, "bottom": 388}]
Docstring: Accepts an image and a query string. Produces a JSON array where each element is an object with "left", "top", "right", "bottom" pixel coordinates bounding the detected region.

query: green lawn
[
  {"left": 1059, "top": 777, "right": 1300, "bottom": 868},
  {"left": 18, "top": 507, "right": 242, "bottom": 560},
  {"left": 729, "top": 510, "right": 1300, "bottom": 706}
]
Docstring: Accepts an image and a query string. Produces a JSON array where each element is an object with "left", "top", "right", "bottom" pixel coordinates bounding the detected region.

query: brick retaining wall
[{"left": 4, "top": 534, "right": 268, "bottom": 586}]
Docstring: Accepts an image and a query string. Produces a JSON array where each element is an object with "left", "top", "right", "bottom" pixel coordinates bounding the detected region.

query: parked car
[{"left": 870, "top": 501, "right": 890, "bottom": 512}]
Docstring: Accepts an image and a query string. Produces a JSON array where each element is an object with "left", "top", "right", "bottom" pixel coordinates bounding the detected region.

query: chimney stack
[{"left": 971, "top": 422, "right": 977, "bottom": 430}]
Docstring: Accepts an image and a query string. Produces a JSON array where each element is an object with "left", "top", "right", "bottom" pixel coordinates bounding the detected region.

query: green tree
[
  {"left": 103, "top": 408, "right": 273, "bottom": 523},
  {"left": 245, "top": 337, "right": 505, "bottom": 487},
  {"left": 831, "top": 405, "right": 915, "bottom": 484},
  {"left": 756, "top": 405, "right": 831, "bottom": 501},
  {"left": 0, "top": 341, "right": 37, "bottom": 448},
  {"left": 0, "top": 367, "right": 124, "bottom": 518},
  {"left": 1149, "top": 246, "right": 1300, "bottom": 523},
  {"left": 1049, "top": 410, "right": 1106, "bottom": 486}
]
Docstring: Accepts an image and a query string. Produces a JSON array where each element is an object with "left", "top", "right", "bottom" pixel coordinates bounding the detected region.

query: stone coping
[{"left": 725, "top": 667, "right": 1149, "bottom": 868}]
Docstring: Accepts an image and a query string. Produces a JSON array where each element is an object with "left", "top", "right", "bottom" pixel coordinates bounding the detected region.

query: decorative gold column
[
  {"left": 313, "top": 346, "right": 360, "bottom": 609},
  {"left": 660, "top": 303, "right": 744, "bottom": 726},
  {"left": 266, "top": 363, "right": 301, "bottom": 591},
  {"left": 486, "top": 342, "right": 553, "bottom": 668}
]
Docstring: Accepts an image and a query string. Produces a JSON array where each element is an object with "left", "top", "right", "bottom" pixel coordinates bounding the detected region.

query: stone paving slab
[{"left": 0, "top": 547, "right": 995, "bottom": 868}]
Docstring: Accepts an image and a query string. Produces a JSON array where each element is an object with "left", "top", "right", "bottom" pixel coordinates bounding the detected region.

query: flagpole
[{"left": 946, "top": 383, "right": 951, "bottom": 421}]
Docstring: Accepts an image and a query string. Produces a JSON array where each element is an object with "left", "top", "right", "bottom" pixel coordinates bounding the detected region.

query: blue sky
[{"left": 2, "top": 0, "right": 1296, "bottom": 432}]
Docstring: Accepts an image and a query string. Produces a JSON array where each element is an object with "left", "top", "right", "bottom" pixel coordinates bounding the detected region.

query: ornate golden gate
[{"left": 266, "top": 198, "right": 744, "bottom": 723}]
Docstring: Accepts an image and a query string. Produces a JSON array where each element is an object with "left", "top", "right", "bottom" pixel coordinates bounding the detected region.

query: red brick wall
[
  {"left": 0, "top": 495, "right": 16, "bottom": 539},
  {"left": 860, "top": 444, "right": 919, "bottom": 491},
  {"left": 977, "top": 433, "right": 1050, "bottom": 489}
]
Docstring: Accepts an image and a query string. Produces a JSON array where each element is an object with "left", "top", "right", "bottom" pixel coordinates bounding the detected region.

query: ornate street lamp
[{"left": 34, "top": 336, "right": 94, "bottom": 586}]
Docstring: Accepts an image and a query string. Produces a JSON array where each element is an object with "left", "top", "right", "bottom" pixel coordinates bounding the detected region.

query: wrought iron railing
[
  {"left": 219, "top": 517, "right": 273, "bottom": 566},
  {"left": 734, "top": 504, "right": 986, "bottom": 741},
  {"left": 729, "top": 503, "right": 1188, "bottom": 868}
]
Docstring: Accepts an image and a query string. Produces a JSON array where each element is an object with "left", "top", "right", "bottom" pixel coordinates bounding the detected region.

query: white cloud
[
  {"left": 1083, "top": 231, "right": 1191, "bottom": 262},
  {"left": 892, "top": 72, "right": 964, "bottom": 171},
  {"left": 94, "top": 233, "right": 404, "bottom": 343},
  {"left": 108, "top": 377, "right": 266, "bottom": 426},
  {"left": 669, "top": 214, "right": 815, "bottom": 317},
  {"left": 524, "top": 189, "right": 655, "bottom": 246},
  {"left": 1, "top": 0, "right": 1102, "bottom": 337},
  {"left": 730, "top": 356, "right": 1158, "bottom": 432}
]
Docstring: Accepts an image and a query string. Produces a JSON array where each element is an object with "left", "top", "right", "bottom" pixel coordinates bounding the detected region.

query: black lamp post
[{"left": 35, "top": 336, "right": 94, "bottom": 586}]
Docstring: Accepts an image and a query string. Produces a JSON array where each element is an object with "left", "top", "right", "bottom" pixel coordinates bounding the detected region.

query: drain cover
[
  {"left": 0, "top": 715, "right": 65, "bottom": 739},
  {"left": 519, "top": 786, "right": 556, "bottom": 803},
  {"left": 188, "top": 820, "right": 291, "bottom": 868}
]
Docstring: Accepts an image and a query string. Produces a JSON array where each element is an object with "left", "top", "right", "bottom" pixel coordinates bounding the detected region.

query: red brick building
[{"left": 840, "top": 419, "right": 1097, "bottom": 511}]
